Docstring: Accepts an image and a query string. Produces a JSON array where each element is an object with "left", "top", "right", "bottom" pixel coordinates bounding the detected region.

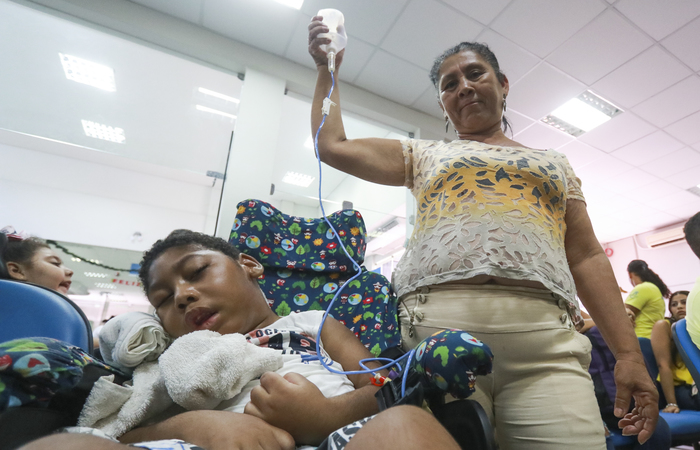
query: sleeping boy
[{"left": 22, "top": 229, "right": 459, "bottom": 450}]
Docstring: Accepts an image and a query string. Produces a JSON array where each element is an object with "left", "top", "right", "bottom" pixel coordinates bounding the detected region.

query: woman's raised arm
[{"left": 309, "top": 16, "right": 405, "bottom": 186}]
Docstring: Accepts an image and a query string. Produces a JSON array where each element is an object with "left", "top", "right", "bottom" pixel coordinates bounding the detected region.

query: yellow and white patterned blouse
[{"left": 393, "top": 139, "right": 586, "bottom": 323}]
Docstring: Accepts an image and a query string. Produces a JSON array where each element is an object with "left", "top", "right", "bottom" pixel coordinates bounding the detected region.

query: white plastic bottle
[{"left": 317, "top": 8, "right": 347, "bottom": 72}]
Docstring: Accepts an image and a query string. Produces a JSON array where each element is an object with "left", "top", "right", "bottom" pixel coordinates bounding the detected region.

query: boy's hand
[{"left": 245, "top": 371, "right": 333, "bottom": 445}]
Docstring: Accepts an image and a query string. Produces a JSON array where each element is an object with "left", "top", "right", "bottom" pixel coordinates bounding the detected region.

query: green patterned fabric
[{"left": 229, "top": 199, "right": 400, "bottom": 356}]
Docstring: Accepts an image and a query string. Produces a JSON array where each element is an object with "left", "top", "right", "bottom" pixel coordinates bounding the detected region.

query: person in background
[
  {"left": 308, "top": 18, "right": 657, "bottom": 449},
  {"left": 683, "top": 212, "right": 700, "bottom": 350},
  {"left": 1, "top": 226, "right": 73, "bottom": 294},
  {"left": 586, "top": 311, "right": 671, "bottom": 450},
  {"left": 92, "top": 315, "right": 116, "bottom": 352},
  {"left": 625, "top": 260, "right": 670, "bottom": 339},
  {"left": 651, "top": 291, "right": 696, "bottom": 413}
]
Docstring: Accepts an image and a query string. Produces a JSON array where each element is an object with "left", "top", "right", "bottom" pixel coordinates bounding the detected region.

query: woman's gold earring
[{"left": 503, "top": 94, "right": 507, "bottom": 112}]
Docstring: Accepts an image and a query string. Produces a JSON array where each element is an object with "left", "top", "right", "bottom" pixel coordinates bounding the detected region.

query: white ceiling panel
[
  {"left": 633, "top": 75, "right": 700, "bottom": 128},
  {"left": 662, "top": 16, "right": 700, "bottom": 72},
  {"left": 610, "top": 131, "right": 684, "bottom": 166},
  {"left": 547, "top": 9, "right": 652, "bottom": 85},
  {"left": 620, "top": 179, "right": 682, "bottom": 202},
  {"left": 667, "top": 166, "right": 700, "bottom": 190},
  {"left": 639, "top": 147, "right": 700, "bottom": 179},
  {"left": 354, "top": 50, "right": 429, "bottom": 106},
  {"left": 505, "top": 110, "right": 536, "bottom": 137},
  {"left": 202, "top": 0, "right": 301, "bottom": 56},
  {"left": 440, "top": 0, "right": 510, "bottom": 26},
  {"left": 300, "top": 0, "right": 410, "bottom": 46},
  {"left": 476, "top": 29, "right": 540, "bottom": 84},
  {"left": 558, "top": 140, "right": 606, "bottom": 170},
  {"left": 508, "top": 63, "right": 586, "bottom": 120},
  {"left": 380, "top": 0, "right": 483, "bottom": 71},
  {"left": 129, "top": 0, "right": 203, "bottom": 24},
  {"left": 605, "top": 168, "right": 660, "bottom": 195},
  {"left": 591, "top": 46, "right": 692, "bottom": 109},
  {"left": 490, "top": 0, "right": 606, "bottom": 58},
  {"left": 410, "top": 86, "right": 443, "bottom": 120},
  {"left": 665, "top": 110, "right": 700, "bottom": 146},
  {"left": 513, "top": 122, "right": 574, "bottom": 150},
  {"left": 578, "top": 112, "right": 655, "bottom": 153},
  {"left": 656, "top": 190, "right": 700, "bottom": 215},
  {"left": 614, "top": 0, "right": 700, "bottom": 41},
  {"left": 575, "top": 153, "right": 634, "bottom": 189}
]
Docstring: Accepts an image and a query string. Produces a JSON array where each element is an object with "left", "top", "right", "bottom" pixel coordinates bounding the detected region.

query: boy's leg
[
  {"left": 343, "top": 406, "right": 460, "bottom": 450},
  {"left": 20, "top": 433, "right": 128, "bottom": 450}
]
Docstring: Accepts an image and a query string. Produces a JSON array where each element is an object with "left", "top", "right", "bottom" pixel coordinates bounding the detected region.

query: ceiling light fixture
[
  {"left": 542, "top": 90, "right": 622, "bottom": 137},
  {"left": 304, "top": 136, "right": 314, "bottom": 149},
  {"left": 198, "top": 87, "right": 240, "bottom": 104},
  {"left": 59, "top": 53, "right": 116, "bottom": 92},
  {"left": 282, "top": 171, "right": 315, "bottom": 187},
  {"left": 95, "top": 283, "right": 117, "bottom": 289},
  {"left": 84, "top": 272, "right": 108, "bottom": 278},
  {"left": 274, "top": 0, "right": 303, "bottom": 9},
  {"left": 81, "top": 120, "right": 125, "bottom": 143},
  {"left": 196, "top": 105, "right": 237, "bottom": 121}
]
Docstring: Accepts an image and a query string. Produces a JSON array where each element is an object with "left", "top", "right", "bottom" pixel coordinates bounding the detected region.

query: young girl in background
[{"left": 1, "top": 226, "right": 73, "bottom": 294}]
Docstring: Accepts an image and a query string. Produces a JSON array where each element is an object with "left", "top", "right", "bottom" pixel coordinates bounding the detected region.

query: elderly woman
[{"left": 308, "top": 19, "right": 657, "bottom": 450}]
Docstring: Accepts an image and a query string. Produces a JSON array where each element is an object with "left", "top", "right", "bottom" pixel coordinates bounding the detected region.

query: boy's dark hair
[
  {"left": 627, "top": 259, "right": 671, "bottom": 299},
  {"left": 684, "top": 212, "right": 700, "bottom": 259},
  {"left": 139, "top": 229, "right": 241, "bottom": 295}
]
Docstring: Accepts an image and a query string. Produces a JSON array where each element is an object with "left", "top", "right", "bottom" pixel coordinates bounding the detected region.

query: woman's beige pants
[{"left": 399, "top": 284, "right": 606, "bottom": 450}]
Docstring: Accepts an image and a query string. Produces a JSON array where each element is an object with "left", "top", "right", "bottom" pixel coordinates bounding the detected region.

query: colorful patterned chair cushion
[{"left": 229, "top": 199, "right": 400, "bottom": 356}]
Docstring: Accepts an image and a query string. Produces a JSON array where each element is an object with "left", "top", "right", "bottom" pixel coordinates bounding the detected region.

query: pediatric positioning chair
[{"left": 230, "top": 199, "right": 495, "bottom": 450}]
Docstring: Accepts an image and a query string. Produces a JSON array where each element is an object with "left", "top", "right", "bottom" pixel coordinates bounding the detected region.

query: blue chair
[
  {"left": 639, "top": 324, "right": 700, "bottom": 448},
  {"left": 0, "top": 280, "right": 93, "bottom": 353}
]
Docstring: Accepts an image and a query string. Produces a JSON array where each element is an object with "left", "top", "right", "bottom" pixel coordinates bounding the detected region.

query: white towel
[
  {"left": 99, "top": 312, "right": 170, "bottom": 374},
  {"left": 160, "top": 330, "right": 283, "bottom": 410},
  {"left": 79, "top": 330, "right": 283, "bottom": 437}
]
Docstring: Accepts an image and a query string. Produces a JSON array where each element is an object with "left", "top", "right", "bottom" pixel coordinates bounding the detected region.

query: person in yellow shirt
[
  {"left": 684, "top": 212, "right": 700, "bottom": 350},
  {"left": 625, "top": 260, "right": 669, "bottom": 339},
  {"left": 651, "top": 291, "right": 696, "bottom": 413}
]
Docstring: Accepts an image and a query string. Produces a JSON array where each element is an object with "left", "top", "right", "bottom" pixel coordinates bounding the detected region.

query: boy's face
[{"left": 146, "top": 245, "right": 277, "bottom": 338}]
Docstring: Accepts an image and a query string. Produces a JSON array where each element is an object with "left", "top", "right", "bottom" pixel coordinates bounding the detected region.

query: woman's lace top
[{"left": 393, "top": 139, "right": 586, "bottom": 322}]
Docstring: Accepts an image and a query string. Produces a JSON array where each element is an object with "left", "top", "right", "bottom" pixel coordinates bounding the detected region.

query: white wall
[{"left": 0, "top": 142, "right": 218, "bottom": 250}]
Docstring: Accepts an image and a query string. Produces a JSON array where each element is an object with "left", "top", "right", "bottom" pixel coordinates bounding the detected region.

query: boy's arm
[
  {"left": 120, "top": 410, "right": 294, "bottom": 450},
  {"left": 244, "top": 316, "right": 386, "bottom": 445}
]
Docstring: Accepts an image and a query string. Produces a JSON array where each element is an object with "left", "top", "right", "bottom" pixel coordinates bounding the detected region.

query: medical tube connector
[{"left": 317, "top": 8, "right": 347, "bottom": 73}]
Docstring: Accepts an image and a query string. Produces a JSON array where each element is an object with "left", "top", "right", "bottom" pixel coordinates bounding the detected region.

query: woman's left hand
[{"left": 613, "top": 358, "right": 659, "bottom": 444}]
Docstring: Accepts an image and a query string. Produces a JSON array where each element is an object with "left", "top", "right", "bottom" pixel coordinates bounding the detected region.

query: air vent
[{"left": 646, "top": 226, "right": 685, "bottom": 248}]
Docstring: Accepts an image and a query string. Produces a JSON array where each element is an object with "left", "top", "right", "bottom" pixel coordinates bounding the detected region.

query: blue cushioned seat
[{"left": 0, "top": 280, "right": 93, "bottom": 352}]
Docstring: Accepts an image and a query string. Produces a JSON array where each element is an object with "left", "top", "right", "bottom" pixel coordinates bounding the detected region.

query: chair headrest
[
  {"left": 230, "top": 199, "right": 367, "bottom": 272},
  {"left": 0, "top": 232, "right": 10, "bottom": 279}
]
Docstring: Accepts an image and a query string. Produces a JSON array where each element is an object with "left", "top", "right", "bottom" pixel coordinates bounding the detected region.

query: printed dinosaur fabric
[
  {"left": 395, "top": 139, "right": 585, "bottom": 327},
  {"left": 410, "top": 329, "right": 493, "bottom": 399},
  {"left": 230, "top": 200, "right": 400, "bottom": 356},
  {"left": 0, "top": 337, "right": 122, "bottom": 412}
]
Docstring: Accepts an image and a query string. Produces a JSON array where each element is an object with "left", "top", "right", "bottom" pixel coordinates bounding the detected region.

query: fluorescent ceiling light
[
  {"left": 196, "top": 105, "right": 237, "bottom": 120},
  {"left": 95, "top": 283, "right": 117, "bottom": 289},
  {"left": 282, "top": 171, "right": 315, "bottom": 187},
  {"left": 84, "top": 272, "right": 108, "bottom": 278},
  {"left": 198, "top": 87, "right": 239, "bottom": 103},
  {"left": 59, "top": 53, "right": 116, "bottom": 92},
  {"left": 275, "top": 0, "right": 303, "bottom": 9},
  {"left": 81, "top": 120, "right": 125, "bottom": 143},
  {"left": 304, "top": 136, "right": 314, "bottom": 149},
  {"left": 542, "top": 91, "right": 622, "bottom": 137}
]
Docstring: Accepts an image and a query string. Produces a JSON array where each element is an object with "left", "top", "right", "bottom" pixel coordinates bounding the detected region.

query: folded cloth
[
  {"left": 160, "top": 330, "right": 283, "bottom": 410},
  {"left": 80, "top": 330, "right": 283, "bottom": 437},
  {"left": 99, "top": 312, "right": 171, "bottom": 374}
]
